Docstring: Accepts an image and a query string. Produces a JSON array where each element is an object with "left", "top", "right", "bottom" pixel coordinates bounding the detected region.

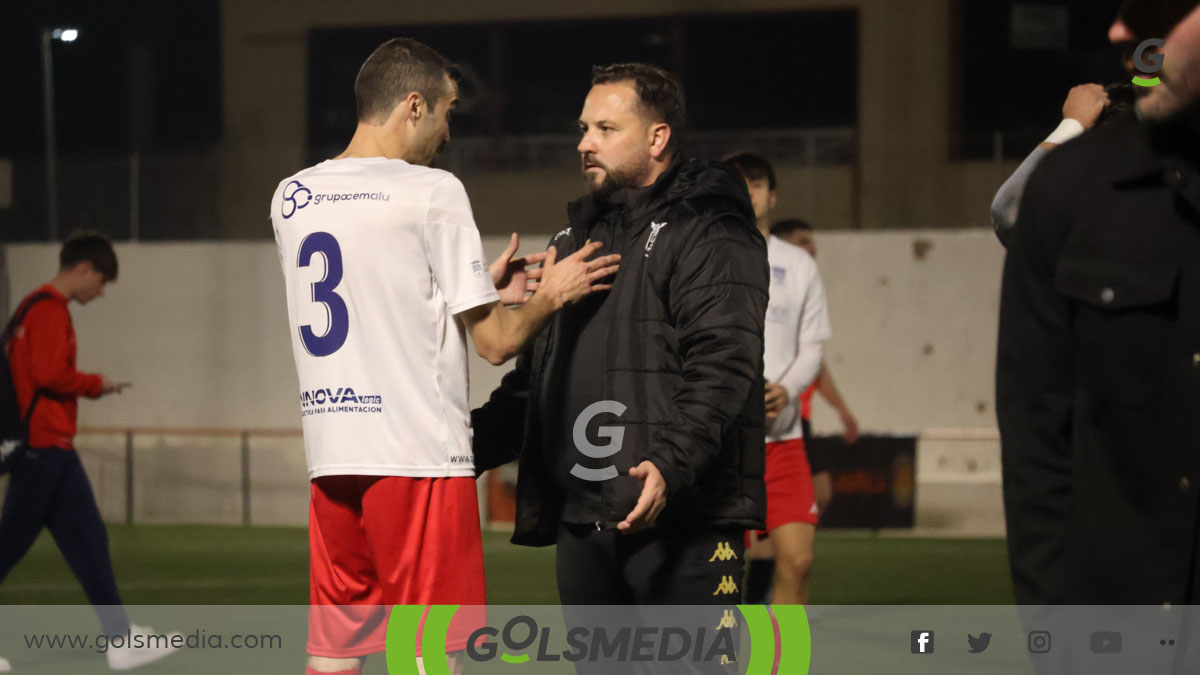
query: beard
[
  {"left": 1136, "top": 82, "right": 1200, "bottom": 125},
  {"left": 1135, "top": 58, "right": 1200, "bottom": 125},
  {"left": 583, "top": 154, "right": 649, "bottom": 197}
]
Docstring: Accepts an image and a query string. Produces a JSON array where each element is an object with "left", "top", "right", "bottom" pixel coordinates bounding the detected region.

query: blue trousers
[{"left": 0, "top": 447, "right": 129, "bottom": 635}]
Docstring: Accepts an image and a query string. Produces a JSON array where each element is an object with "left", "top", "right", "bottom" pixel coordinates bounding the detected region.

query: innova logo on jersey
[
  {"left": 299, "top": 387, "right": 383, "bottom": 417},
  {"left": 281, "top": 180, "right": 313, "bottom": 219}
]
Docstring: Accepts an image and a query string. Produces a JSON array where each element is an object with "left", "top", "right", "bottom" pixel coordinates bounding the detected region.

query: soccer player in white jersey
[
  {"left": 271, "top": 39, "right": 619, "bottom": 675},
  {"left": 727, "top": 153, "right": 831, "bottom": 605}
]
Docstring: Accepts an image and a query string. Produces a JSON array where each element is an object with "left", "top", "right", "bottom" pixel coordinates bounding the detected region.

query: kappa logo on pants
[
  {"left": 716, "top": 610, "right": 738, "bottom": 630},
  {"left": 709, "top": 542, "right": 738, "bottom": 562},
  {"left": 713, "top": 576, "right": 739, "bottom": 596}
]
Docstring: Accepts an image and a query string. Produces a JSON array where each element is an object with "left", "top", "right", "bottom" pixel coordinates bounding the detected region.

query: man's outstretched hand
[
  {"left": 489, "top": 233, "right": 548, "bottom": 306},
  {"left": 619, "top": 461, "right": 668, "bottom": 534},
  {"left": 535, "top": 241, "right": 621, "bottom": 310}
]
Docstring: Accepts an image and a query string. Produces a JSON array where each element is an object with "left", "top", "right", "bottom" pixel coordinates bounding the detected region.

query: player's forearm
[
  {"left": 816, "top": 363, "right": 850, "bottom": 412},
  {"left": 776, "top": 341, "right": 823, "bottom": 400},
  {"left": 991, "top": 144, "right": 1052, "bottom": 246},
  {"left": 474, "top": 293, "right": 557, "bottom": 366}
]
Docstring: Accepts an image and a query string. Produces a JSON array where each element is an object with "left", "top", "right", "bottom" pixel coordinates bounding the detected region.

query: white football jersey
[
  {"left": 270, "top": 158, "right": 499, "bottom": 478},
  {"left": 764, "top": 235, "right": 832, "bottom": 442}
]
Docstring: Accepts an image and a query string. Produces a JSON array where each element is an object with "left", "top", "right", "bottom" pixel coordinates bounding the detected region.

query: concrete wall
[
  {"left": 4, "top": 232, "right": 1005, "bottom": 532},
  {"left": 215, "top": 0, "right": 1017, "bottom": 238}
]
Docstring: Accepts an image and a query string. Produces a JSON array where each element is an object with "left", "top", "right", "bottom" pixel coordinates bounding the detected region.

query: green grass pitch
[{"left": 0, "top": 526, "right": 1014, "bottom": 605}]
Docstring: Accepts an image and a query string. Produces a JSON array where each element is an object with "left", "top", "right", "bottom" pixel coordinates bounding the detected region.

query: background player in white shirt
[
  {"left": 728, "top": 153, "right": 831, "bottom": 605},
  {"left": 271, "top": 39, "right": 619, "bottom": 675}
]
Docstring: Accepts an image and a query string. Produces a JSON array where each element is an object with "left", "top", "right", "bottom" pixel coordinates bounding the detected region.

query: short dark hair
[
  {"left": 60, "top": 233, "right": 118, "bottom": 281},
  {"left": 725, "top": 153, "right": 777, "bottom": 191},
  {"left": 591, "top": 63, "right": 686, "bottom": 154},
  {"left": 771, "top": 218, "right": 813, "bottom": 239},
  {"left": 354, "top": 38, "right": 456, "bottom": 123}
]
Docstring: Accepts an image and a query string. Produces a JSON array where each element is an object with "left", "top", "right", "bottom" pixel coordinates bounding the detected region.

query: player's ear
[
  {"left": 769, "top": 191, "right": 777, "bottom": 211},
  {"left": 410, "top": 92, "right": 425, "bottom": 120},
  {"left": 394, "top": 91, "right": 422, "bottom": 124}
]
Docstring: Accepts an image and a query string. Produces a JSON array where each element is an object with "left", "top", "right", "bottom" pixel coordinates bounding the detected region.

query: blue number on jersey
[{"left": 297, "top": 231, "right": 349, "bottom": 357}]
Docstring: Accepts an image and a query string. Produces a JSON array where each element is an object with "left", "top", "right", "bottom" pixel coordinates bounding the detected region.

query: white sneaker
[
  {"left": 0, "top": 655, "right": 11, "bottom": 672},
  {"left": 105, "top": 624, "right": 180, "bottom": 671}
]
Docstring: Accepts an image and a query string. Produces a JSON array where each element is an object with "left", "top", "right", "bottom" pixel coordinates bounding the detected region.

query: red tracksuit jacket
[{"left": 6, "top": 285, "right": 103, "bottom": 450}]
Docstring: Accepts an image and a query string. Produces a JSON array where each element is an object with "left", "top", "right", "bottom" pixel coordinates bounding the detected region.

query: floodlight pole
[{"left": 40, "top": 28, "right": 59, "bottom": 242}]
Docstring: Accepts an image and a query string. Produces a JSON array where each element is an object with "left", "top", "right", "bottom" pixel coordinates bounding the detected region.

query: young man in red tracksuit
[{"left": 0, "top": 235, "right": 175, "bottom": 671}]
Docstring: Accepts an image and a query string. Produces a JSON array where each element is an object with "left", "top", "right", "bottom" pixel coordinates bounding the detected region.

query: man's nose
[{"left": 1109, "top": 18, "right": 1137, "bottom": 45}]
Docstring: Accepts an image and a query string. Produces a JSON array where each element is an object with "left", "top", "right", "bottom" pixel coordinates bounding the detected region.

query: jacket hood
[{"left": 642, "top": 157, "right": 755, "bottom": 219}]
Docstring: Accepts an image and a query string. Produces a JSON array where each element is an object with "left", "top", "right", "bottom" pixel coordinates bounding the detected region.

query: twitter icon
[{"left": 968, "top": 633, "right": 992, "bottom": 654}]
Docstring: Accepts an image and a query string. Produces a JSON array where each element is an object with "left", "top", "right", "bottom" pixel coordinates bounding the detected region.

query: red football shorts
[
  {"left": 747, "top": 438, "right": 819, "bottom": 545},
  {"left": 307, "top": 475, "right": 486, "bottom": 658}
]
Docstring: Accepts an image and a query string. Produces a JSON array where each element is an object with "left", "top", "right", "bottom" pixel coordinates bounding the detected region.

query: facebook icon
[{"left": 911, "top": 630, "right": 935, "bottom": 654}]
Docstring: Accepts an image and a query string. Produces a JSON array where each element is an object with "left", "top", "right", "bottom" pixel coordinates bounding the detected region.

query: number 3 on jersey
[{"left": 297, "top": 231, "right": 348, "bottom": 357}]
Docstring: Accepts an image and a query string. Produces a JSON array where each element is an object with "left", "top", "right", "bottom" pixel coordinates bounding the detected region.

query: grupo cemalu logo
[
  {"left": 384, "top": 605, "right": 811, "bottom": 674},
  {"left": 281, "top": 180, "right": 313, "bottom": 219},
  {"left": 280, "top": 180, "right": 393, "bottom": 219}
]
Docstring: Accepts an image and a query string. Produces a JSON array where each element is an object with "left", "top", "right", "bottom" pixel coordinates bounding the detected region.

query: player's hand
[
  {"left": 98, "top": 377, "right": 129, "bottom": 397},
  {"left": 1062, "top": 84, "right": 1109, "bottom": 130},
  {"left": 619, "top": 461, "right": 667, "bottom": 534},
  {"left": 764, "top": 382, "right": 790, "bottom": 416},
  {"left": 535, "top": 241, "right": 620, "bottom": 309},
  {"left": 489, "top": 233, "right": 548, "bottom": 306},
  {"left": 840, "top": 410, "right": 860, "bottom": 444}
]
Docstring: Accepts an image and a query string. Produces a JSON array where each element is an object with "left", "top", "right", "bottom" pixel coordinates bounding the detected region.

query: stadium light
[
  {"left": 41, "top": 26, "right": 80, "bottom": 241},
  {"left": 51, "top": 28, "right": 80, "bottom": 42}
]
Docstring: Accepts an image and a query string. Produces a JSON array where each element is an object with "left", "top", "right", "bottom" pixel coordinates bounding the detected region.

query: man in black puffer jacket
[{"left": 473, "top": 63, "right": 768, "bottom": 605}]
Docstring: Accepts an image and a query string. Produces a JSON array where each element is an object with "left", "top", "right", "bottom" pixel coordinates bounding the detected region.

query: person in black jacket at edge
[
  {"left": 471, "top": 62, "right": 768, "bottom": 616},
  {"left": 999, "top": 0, "right": 1200, "bottom": 611}
]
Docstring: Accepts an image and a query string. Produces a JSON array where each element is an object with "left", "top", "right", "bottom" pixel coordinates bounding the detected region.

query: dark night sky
[
  {"left": 306, "top": 10, "right": 861, "bottom": 157},
  {"left": 959, "top": 0, "right": 1128, "bottom": 157},
  {"left": 0, "top": 0, "right": 1134, "bottom": 161},
  {"left": 0, "top": 0, "right": 222, "bottom": 156}
]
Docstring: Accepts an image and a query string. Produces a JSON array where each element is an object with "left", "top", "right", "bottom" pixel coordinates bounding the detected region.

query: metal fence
[
  {"left": 21, "top": 425, "right": 1008, "bottom": 535},
  {"left": 70, "top": 426, "right": 305, "bottom": 527}
]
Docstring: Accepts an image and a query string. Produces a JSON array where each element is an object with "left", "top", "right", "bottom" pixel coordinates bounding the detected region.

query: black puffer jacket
[{"left": 472, "top": 157, "right": 768, "bottom": 546}]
